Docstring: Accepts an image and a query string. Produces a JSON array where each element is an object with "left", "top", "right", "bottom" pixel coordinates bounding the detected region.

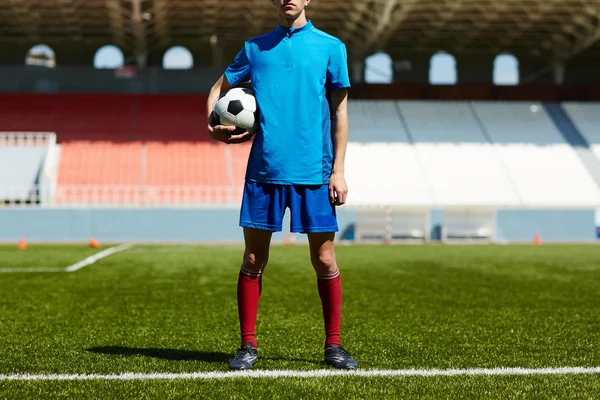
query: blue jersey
[{"left": 224, "top": 21, "right": 351, "bottom": 185}]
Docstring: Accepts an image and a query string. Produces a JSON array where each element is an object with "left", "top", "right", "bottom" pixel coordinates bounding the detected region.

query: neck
[{"left": 278, "top": 10, "right": 307, "bottom": 28}]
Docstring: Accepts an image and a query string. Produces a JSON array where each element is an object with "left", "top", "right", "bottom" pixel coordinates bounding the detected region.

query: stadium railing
[
  {"left": 1, "top": 184, "right": 242, "bottom": 207},
  {"left": 0, "top": 132, "right": 57, "bottom": 206},
  {"left": 0, "top": 132, "right": 56, "bottom": 147}
]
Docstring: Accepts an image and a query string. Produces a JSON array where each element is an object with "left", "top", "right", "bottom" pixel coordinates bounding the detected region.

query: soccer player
[{"left": 206, "top": 0, "right": 358, "bottom": 370}]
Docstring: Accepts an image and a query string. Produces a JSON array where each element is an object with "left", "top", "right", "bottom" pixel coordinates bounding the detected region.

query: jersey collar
[{"left": 275, "top": 20, "right": 314, "bottom": 37}]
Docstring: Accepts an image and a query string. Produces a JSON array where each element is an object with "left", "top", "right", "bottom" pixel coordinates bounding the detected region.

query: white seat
[
  {"left": 472, "top": 102, "right": 600, "bottom": 207},
  {"left": 348, "top": 100, "right": 409, "bottom": 143},
  {"left": 0, "top": 146, "right": 47, "bottom": 200},
  {"left": 397, "top": 101, "right": 520, "bottom": 206},
  {"left": 562, "top": 102, "right": 600, "bottom": 161},
  {"left": 345, "top": 143, "right": 433, "bottom": 206}
]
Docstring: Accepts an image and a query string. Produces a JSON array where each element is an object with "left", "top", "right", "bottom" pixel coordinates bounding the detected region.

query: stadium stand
[
  {"left": 55, "top": 141, "right": 232, "bottom": 204},
  {"left": 228, "top": 144, "right": 252, "bottom": 182},
  {"left": 3, "top": 94, "right": 600, "bottom": 208},
  {"left": 397, "top": 101, "right": 521, "bottom": 206},
  {"left": 471, "top": 102, "right": 600, "bottom": 207},
  {"left": 0, "top": 133, "right": 55, "bottom": 204},
  {"left": 0, "top": 147, "right": 46, "bottom": 202},
  {"left": 0, "top": 94, "right": 209, "bottom": 142},
  {"left": 345, "top": 143, "right": 434, "bottom": 207},
  {"left": 57, "top": 141, "right": 142, "bottom": 185},
  {"left": 347, "top": 100, "right": 407, "bottom": 143},
  {"left": 144, "top": 142, "right": 227, "bottom": 186},
  {"left": 562, "top": 103, "right": 600, "bottom": 161},
  {"left": 345, "top": 100, "right": 433, "bottom": 206},
  {"left": 134, "top": 95, "right": 209, "bottom": 141}
]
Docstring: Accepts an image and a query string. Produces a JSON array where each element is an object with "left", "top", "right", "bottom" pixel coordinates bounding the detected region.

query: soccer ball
[{"left": 211, "top": 88, "right": 259, "bottom": 135}]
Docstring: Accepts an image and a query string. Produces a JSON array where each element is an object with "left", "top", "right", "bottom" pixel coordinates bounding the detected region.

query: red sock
[
  {"left": 237, "top": 266, "right": 262, "bottom": 349},
  {"left": 317, "top": 269, "right": 342, "bottom": 348}
]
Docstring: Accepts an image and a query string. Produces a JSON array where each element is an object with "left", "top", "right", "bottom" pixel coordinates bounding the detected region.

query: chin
[{"left": 284, "top": 9, "right": 300, "bottom": 18}]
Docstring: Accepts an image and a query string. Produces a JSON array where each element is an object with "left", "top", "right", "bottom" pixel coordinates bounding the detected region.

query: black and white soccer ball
[{"left": 211, "top": 88, "right": 259, "bottom": 135}]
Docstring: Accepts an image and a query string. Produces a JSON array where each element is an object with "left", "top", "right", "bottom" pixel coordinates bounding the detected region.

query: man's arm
[
  {"left": 328, "top": 89, "right": 349, "bottom": 206},
  {"left": 206, "top": 75, "right": 253, "bottom": 144},
  {"left": 207, "top": 74, "right": 230, "bottom": 120}
]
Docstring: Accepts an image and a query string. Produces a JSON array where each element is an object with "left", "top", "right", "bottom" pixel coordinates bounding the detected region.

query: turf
[{"left": 0, "top": 244, "right": 599, "bottom": 398}]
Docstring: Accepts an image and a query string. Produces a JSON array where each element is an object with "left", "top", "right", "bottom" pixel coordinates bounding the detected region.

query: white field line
[
  {"left": 64, "top": 243, "right": 133, "bottom": 272},
  {"left": 0, "top": 243, "right": 133, "bottom": 273},
  {"left": 1, "top": 367, "right": 600, "bottom": 381},
  {"left": 0, "top": 267, "right": 65, "bottom": 273}
]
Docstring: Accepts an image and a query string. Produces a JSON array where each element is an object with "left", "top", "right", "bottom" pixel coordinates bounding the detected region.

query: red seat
[
  {"left": 145, "top": 142, "right": 227, "bottom": 186},
  {"left": 56, "top": 140, "right": 233, "bottom": 204},
  {"left": 1, "top": 93, "right": 238, "bottom": 204},
  {"left": 57, "top": 141, "right": 143, "bottom": 185},
  {"left": 134, "top": 94, "right": 209, "bottom": 141},
  {"left": 0, "top": 93, "right": 210, "bottom": 142}
]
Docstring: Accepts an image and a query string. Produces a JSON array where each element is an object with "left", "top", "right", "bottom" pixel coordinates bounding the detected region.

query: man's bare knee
[
  {"left": 311, "top": 251, "right": 337, "bottom": 275},
  {"left": 242, "top": 228, "right": 272, "bottom": 273},
  {"left": 243, "top": 251, "right": 268, "bottom": 273}
]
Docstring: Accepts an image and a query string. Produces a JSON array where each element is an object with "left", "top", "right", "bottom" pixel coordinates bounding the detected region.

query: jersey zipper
[{"left": 286, "top": 31, "right": 293, "bottom": 70}]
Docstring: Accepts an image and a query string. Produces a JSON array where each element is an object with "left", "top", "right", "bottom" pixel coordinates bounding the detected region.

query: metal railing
[
  {"left": 0, "top": 184, "right": 243, "bottom": 207},
  {"left": 0, "top": 132, "right": 56, "bottom": 147}
]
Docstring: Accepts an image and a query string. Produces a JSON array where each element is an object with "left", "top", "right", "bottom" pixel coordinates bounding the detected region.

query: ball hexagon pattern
[{"left": 211, "top": 88, "right": 259, "bottom": 135}]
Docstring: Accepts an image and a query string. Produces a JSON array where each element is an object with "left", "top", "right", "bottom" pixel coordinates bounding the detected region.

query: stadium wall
[
  {"left": 0, "top": 66, "right": 223, "bottom": 93},
  {"left": 0, "top": 209, "right": 597, "bottom": 244},
  {"left": 0, "top": 208, "right": 357, "bottom": 243},
  {"left": 4, "top": 78, "right": 600, "bottom": 102},
  {"left": 494, "top": 209, "right": 597, "bottom": 243},
  {"left": 4, "top": 66, "right": 600, "bottom": 99}
]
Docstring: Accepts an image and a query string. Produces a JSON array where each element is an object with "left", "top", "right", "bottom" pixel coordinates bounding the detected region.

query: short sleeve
[
  {"left": 224, "top": 42, "right": 251, "bottom": 87},
  {"left": 327, "top": 41, "right": 351, "bottom": 91}
]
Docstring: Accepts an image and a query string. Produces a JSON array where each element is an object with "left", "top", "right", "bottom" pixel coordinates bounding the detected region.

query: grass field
[{"left": 0, "top": 243, "right": 599, "bottom": 399}]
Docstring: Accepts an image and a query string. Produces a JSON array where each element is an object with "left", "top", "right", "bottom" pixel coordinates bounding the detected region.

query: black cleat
[
  {"left": 324, "top": 344, "right": 359, "bottom": 369},
  {"left": 229, "top": 342, "right": 258, "bottom": 370}
]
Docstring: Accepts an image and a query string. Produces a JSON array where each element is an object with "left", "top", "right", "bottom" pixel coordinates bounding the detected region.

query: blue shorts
[{"left": 240, "top": 181, "right": 338, "bottom": 233}]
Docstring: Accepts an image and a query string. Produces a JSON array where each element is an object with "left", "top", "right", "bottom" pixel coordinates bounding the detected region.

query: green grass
[{"left": 1, "top": 244, "right": 599, "bottom": 398}]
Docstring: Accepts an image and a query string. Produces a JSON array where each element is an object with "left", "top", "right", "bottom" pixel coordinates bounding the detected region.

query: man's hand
[
  {"left": 208, "top": 124, "right": 253, "bottom": 144},
  {"left": 206, "top": 74, "right": 253, "bottom": 145},
  {"left": 329, "top": 171, "right": 348, "bottom": 206}
]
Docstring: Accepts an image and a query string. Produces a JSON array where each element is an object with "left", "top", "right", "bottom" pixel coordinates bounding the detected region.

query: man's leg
[
  {"left": 308, "top": 232, "right": 358, "bottom": 369},
  {"left": 308, "top": 232, "right": 341, "bottom": 346},
  {"left": 231, "top": 181, "right": 285, "bottom": 370},
  {"left": 230, "top": 227, "right": 272, "bottom": 370},
  {"left": 238, "top": 227, "right": 272, "bottom": 348}
]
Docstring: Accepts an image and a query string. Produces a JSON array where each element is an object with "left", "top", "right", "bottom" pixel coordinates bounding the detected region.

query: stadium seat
[
  {"left": 0, "top": 94, "right": 57, "bottom": 132},
  {"left": 345, "top": 142, "right": 434, "bottom": 206},
  {"left": 145, "top": 142, "right": 227, "bottom": 186},
  {"left": 228, "top": 142, "right": 252, "bottom": 200},
  {"left": 0, "top": 93, "right": 210, "bottom": 142},
  {"left": 562, "top": 102, "right": 600, "bottom": 161},
  {"left": 346, "top": 100, "right": 433, "bottom": 206},
  {"left": 348, "top": 100, "right": 409, "bottom": 143},
  {"left": 56, "top": 140, "right": 233, "bottom": 204},
  {"left": 134, "top": 94, "right": 209, "bottom": 141},
  {"left": 9, "top": 94, "right": 600, "bottom": 208},
  {"left": 0, "top": 146, "right": 47, "bottom": 201},
  {"left": 57, "top": 141, "right": 142, "bottom": 186},
  {"left": 397, "top": 101, "right": 521, "bottom": 206},
  {"left": 472, "top": 102, "right": 600, "bottom": 207},
  {"left": 55, "top": 94, "right": 133, "bottom": 141}
]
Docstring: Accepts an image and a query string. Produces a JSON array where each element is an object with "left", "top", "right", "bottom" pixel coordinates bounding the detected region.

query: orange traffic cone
[
  {"left": 284, "top": 233, "right": 295, "bottom": 245},
  {"left": 533, "top": 233, "right": 541, "bottom": 246},
  {"left": 89, "top": 237, "right": 101, "bottom": 249},
  {"left": 17, "top": 236, "right": 27, "bottom": 250}
]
